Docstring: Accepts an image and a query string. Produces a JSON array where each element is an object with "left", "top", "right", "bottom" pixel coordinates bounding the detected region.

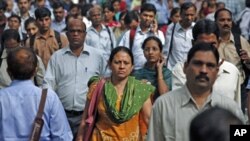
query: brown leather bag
[{"left": 30, "top": 89, "right": 48, "bottom": 141}]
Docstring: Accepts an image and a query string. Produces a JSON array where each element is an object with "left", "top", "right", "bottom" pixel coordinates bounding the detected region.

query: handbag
[
  {"left": 30, "top": 89, "right": 48, "bottom": 141},
  {"left": 83, "top": 78, "right": 106, "bottom": 141}
]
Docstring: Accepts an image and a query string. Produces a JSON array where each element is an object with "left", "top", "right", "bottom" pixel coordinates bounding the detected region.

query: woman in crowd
[
  {"left": 168, "top": 7, "right": 181, "bottom": 25},
  {"left": 103, "top": 3, "right": 119, "bottom": 28},
  {"left": 24, "top": 17, "right": 39, "bottom": 37},
  {"left": 77, "top": 47, "right": 154, "bottom": 141},
  {"left": 133, "top": 36, "right": 172, "bottom": 100}
]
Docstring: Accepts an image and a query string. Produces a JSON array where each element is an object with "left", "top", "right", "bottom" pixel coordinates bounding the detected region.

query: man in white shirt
[
  {"left": 164, "top": 2, "right": 196, "bottom": 70},
  {"left": 119, "top": 3, "right": 165, "bottom": 70},
  {"left": 44, "top": 19, "right": 106, "bottom": 139}
]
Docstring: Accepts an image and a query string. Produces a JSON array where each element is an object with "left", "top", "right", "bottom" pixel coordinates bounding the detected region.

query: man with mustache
[
  {"left": 215, "top": 8, "right": 250, "bottom": 112},
  {"left": 172, "top": 19, "right": 242, "bottom": 106},
  {"left": 147, "top": 42, "right": 244, "bottom": 141}
]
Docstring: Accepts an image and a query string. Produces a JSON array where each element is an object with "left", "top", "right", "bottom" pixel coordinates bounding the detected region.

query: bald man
[
  {"left": 44, "top": 19, "right": 106, "bottom": 138},
  {"left": 0, "top": 47, "right": 72, "bottom": 140}
]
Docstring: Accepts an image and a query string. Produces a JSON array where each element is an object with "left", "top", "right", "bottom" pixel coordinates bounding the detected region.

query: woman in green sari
[
  {"left": 77, "top": 47, "right": 154, "bottom": 141},
  {"left": 133, "top": 36, "right": 172, "bottom": 100}
]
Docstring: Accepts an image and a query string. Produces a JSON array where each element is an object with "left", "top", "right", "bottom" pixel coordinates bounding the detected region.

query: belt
[{"left": 65, "top": 110, "right": 84, "bottom": 116}]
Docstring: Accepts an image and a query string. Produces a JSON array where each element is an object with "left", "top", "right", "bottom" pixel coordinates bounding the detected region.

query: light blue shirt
[
  {"left": 51, "top": 19, "right": 66, "bottom": 32},
  {"left": 164, "top": 22, "right": 194, "bottom": 70},
  {"left": 44, "top": 44, "right": 106, "bottom": 111},
  {"left": 0, "top": 80, "right": 73, "bottom": 141},
  {"left": 85, "top": 24, "right": 116, "bottom": 63}
]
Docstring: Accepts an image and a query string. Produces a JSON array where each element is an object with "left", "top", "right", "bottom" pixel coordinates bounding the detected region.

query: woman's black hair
[
  {"left": 142, "top": 36, "right": 163, "bottom": 52},
  {"left": 109, "top": 46, "right": 134, "bottom": 65}
]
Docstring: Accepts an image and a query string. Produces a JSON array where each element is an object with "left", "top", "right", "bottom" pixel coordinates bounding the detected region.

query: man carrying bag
[{"left": 0, "top": 47, "right": 73, "bottom": 140}]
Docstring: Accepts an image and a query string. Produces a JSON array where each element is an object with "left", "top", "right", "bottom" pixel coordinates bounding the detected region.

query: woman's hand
[{"left": 156, "top": 55, "right": 165, "bottom": 72}]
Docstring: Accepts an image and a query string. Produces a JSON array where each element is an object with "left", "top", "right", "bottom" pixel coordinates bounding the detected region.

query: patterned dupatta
[{"left": 103, "top": 76, "right": 155, "bottom": 124}]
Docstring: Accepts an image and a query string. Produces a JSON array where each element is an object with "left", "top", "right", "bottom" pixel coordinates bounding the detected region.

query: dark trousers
[{"left": 65, "top": 111, "right": 83, "bottom": 141}]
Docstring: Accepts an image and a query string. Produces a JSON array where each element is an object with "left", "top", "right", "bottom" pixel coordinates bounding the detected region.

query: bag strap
[
  {"left": 237, "top": 10, "right": 249, "bottom": 25},
  {"left": 0, "top": 48, "right": 3, "bottom": 67},
  {"left": 30, "top": 35, "right": 36, "bottom": 50},
  {"left": 86, "top": 78, "right": 106, "bottom": 124},
  {"left": 54, "top": 30, "right": 62, "bottom": 49},
  {"left": 233, "top": 32, "right": 242, "bottom": 55},
  {"left": 36, "top": 89, "right": 48, "bottom": 119},
  {"left": 105, "top": 25, "right": 114, "bottom": 51},
  {"left": 129, "top": 28, "right": 136, "bottom": 50},
  {"left": 166, "top": 23, "right": 176, "bottom": 65}
]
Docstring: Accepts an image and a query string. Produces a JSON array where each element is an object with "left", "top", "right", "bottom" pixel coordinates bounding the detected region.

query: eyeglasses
[{"left": 68, "top": 29, "right": 86, "bottom": 34}]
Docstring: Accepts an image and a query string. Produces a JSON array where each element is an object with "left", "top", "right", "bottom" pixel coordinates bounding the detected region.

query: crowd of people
[{"left": 0, "top": 0, "right": 250, "bottom": 141}]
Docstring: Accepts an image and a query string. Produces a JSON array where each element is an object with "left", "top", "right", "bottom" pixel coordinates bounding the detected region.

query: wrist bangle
[{"left": 158, "top": 77, "right": 164, "bottom": 80}]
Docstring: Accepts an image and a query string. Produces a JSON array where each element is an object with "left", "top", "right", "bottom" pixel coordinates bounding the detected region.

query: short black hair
[
  {"left": 124, "top": 10, "right": 139, "bottom": 25},
  {"left": 8, "top": 14, "right": 21, "bottom": 23},
  {"left": 140, "top": 3, "right": 156, "bottom": 15},
  {"left": 214, "top": 8, "right": 232, "bottom": 21},
  {"left": 69, "top": 3, "right": 80, "bottom": 11},
  {"left": 170, "top": 7, "right": 180, "bottom": 18},
  {"left": 52, "top": 1, "right": 64, "bottom": 10},
  {"left": 187, "top": 42, "right": 220, "bottom": 64},
  {"left": 109, "top": 46, "right": 134, "bottom": 65},
  {"left": 81, "top": 3, "right": 93, "bottom": 17},
  {"left": 35, "top": 7, "right": 51, "bottom": 19},
  {"left": 246, "top": 0, "right": 250, "bottom": 8},
  {"left": 190, "top": 107, "right": 243, "bottom": 141},
  {"left": 180, "top": 2, "right": 197, "bottom": 14},
  {"left": 7, "top": 47, "right": 38, "bottom": 80},
  {"left": 1, "top": 29, "right": 21, "bottom": 48},
  {"left": 193, "top": 19, "right": 220, "bottom": 41},
  {"left": 103, "top": 3, "right": 115, "bottom": 12},
  {"left": 142, "top": 36, "right": 163, "bottom": 52}
]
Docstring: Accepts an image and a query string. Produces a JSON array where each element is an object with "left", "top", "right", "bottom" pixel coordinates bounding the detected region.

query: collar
[
  {"left": 10, "top": 80, "right": 34, "bottom": 86},
  {"left": 219, "top": 32, "right": 234, "bottom": 43},
  {"left": 53, "top": 19, "right": 65, "bottom": 25},
  {"left": 175, "top": 22, "right": 195, "bottom": 32},
  {"left": 181, "top": 85, "right": 214, "bottom": 107},
  {"left": 136, "top": 26, "right": 153, "bottom": 35},
  {"left": 62, "top": 43, "right": 90, "bottom": 56},
  {"left": 17, "top": 11, "right": 34, "bottom": 20},
  {"left": 89, "top": 24, "right": 108, "bottom": 33},
  {"left": 36, "top": 28, "right": 55, "bottom": 39}
]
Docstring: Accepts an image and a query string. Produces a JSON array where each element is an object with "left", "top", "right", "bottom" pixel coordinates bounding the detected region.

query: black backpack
[
  {"left": 30, "top": 30, "right": 62, "bottom": 49},
  {"left": 233, "top": 32, "right": 250, "bottom": 85}
]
